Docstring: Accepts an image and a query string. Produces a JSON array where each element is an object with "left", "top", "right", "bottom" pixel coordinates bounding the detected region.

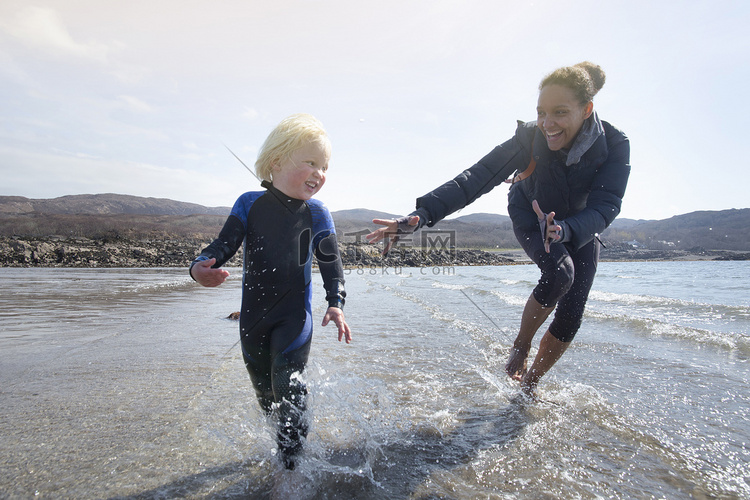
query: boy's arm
[
  {"left": 314, "top": 231, "right": 351, "bottom": 343},
  {"left": 190, "top": 258, "right": 230, "bottom": 287},
  {"left": 189, "top": 215, "right": 245, "bottom": 285},
  {"left": 322, "top": 305, "right": 351, "bottom": 343},
  {"left": 309, "top": 200, "right": 350, "bottom": 341},
  {"left": 315, "top": 232, "right": 346, "bottom": 309}
]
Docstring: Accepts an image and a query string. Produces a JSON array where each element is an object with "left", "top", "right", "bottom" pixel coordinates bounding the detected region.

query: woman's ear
[{"left": 583, "top": 101, "right": 594, "bottom": 119}]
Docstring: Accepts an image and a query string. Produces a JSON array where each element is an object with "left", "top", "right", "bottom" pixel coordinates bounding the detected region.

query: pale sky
[{"left": 1, "top": 0, "right": 748, "bottom": 221}]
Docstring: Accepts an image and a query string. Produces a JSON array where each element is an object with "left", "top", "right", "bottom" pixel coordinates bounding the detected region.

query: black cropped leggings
[{"left": 515, "top": 228, "right": 600, "bottom": 342}]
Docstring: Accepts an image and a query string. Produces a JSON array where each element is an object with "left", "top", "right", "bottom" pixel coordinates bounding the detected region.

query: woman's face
[{"left": 536, "top": 84, "right": 593, "bottom": 151}]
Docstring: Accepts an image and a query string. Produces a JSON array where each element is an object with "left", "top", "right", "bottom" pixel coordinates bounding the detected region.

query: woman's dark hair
[{"left": 539, "top": 61, "right": 606, "bottom": 104}]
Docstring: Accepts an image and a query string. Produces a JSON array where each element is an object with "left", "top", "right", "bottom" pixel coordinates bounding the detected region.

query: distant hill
[
  {"left": 0, "top": 194, "right": 231, "bottom": 216},
  {"left": 605, "top": 217, "right": 648, "bottom": 229},
  {"left": 601, "top": 208, "right": 749, "bottom": 251},
  {"left": 0, "top": 194, "right": 747, "bottom": 251},
  {"left": 0, "top": 194, "right": 230, "bottom": 240},
  {"left": 453, "top": 213, "right": 511, "bottom": 225},
  {"left": 328, "top": 208, "right": 398, "bottom": 244}
]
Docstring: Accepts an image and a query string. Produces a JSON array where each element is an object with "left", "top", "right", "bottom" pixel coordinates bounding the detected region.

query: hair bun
[{"left": 574, "top": 61, "right": 606, "bottom": 95}]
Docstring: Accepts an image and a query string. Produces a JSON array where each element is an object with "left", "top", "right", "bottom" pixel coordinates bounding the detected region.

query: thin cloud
[
  {"left": 242, "top": 107, "right": 259, "bottom": 120},
  {"left": 3, "top": 6, "right": 108, "bottom": 62},
  {"left": 116, "top": 95, "right": 153, "bottom": 114},
  {"left": 1, "top": 1, "right": 748, "bottom": 220}
]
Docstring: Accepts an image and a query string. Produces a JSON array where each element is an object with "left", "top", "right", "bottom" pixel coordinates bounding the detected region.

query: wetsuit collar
[{"left": 262, "top": 180, "right": 306, "bottom": 208}]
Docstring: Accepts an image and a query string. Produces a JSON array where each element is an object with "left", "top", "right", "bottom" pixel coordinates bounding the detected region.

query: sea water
[{"left": 0, "top": 261, "right": 748, "bottom": 499}]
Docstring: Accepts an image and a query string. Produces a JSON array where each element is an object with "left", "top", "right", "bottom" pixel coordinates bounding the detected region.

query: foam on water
[{"left": 1, "top": 263, "right": 748, "bottom": 498}]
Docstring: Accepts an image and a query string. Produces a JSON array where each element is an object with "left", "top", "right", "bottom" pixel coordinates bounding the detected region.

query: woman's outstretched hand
[
  {"left": 532, "top": 200, "right": 561, "bottom": 253},
  {"left": 366, "top": 216, "right": 420, "bottom": 255}
]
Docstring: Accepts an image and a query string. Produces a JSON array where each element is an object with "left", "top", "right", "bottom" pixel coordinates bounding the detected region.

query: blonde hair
[{"left": 255, "top": 113, "right": 331, "bottom": 182}]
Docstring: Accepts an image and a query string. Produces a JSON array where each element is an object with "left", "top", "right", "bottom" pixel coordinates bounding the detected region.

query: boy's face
[{"left": 272, "top": 141, "right": 329, "bottom": 200}]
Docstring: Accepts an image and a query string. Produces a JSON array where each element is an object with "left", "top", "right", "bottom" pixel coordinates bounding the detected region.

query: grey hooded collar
[{"left": 564, "top": 110, "right": 604, "bottom": 166}]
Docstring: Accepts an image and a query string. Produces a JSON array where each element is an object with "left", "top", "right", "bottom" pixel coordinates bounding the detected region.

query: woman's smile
[{"left": 536, "top": 84, "right": 592, "bottom": 151}]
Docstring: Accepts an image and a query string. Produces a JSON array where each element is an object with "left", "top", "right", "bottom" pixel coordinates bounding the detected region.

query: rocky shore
[
  {"left": 1, "top": 236, "right": 747, "bottom": 269},
  {"left": 0, "top": 236, "right": 211, "bottom": 268},
  {"left": 0, "top": 236, "right": 517, "bottom": 268}
]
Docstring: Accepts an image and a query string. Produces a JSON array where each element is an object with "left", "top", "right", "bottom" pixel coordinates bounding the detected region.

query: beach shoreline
[{"left": 0, "top": 236, "right": 747, "bottom": 268}]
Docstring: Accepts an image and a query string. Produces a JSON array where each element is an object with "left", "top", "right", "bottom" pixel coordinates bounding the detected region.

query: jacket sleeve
[
  {"left": 565, "top": 124, "right": 631, "bottom": 251},
  {"left": 507, "top": 181, "right": 538, "bottom": 235},
  {"left": 413, "top": 126, "right": 532, "bottom": 227}
]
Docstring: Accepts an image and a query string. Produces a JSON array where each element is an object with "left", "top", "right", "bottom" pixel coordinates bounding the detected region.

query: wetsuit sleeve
[
  {"left": 189, "top": 194, "right": 254, "bottom": 279},
  {"left": 193, "top": 215, "right": 245, "bottom": 268},
  {"left": 563, "top": 124, "right": 631, "bottom": 251},
  {"left": 310, "top": 201, "right": 346, "bottom": 309},
  {"left": 413, "top": 123, "right": 533, "bottom": 227},
  {"left": 316, "top": 233, "right": 346, "bottom": 309}
]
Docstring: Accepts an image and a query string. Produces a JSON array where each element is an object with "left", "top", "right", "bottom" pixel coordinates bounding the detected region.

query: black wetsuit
[{"left": 191, "top": 181, "right": 345, "bottom": 465}]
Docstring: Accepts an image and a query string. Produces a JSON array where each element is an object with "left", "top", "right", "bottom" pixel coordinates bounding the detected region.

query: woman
[{"left": 367, "top": 62, "right": 630, "bottom": 396}]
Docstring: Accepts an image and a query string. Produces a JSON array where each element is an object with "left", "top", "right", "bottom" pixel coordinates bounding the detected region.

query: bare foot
[
  {"left": 520, "top": 377, "right": 538, "bottom": 400},
  {"left": 505, "top": 347, "right": 529, "bottom": 381}
]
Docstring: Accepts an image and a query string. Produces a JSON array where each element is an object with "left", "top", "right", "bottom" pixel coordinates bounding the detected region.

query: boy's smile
[{"left": 272, "top": 142, "right": 329, "bottom": 200}]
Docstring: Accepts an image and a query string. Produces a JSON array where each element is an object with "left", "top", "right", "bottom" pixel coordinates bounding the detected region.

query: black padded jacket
[{"left": 411, "top": 119, "right": 630, "bottom": 251}]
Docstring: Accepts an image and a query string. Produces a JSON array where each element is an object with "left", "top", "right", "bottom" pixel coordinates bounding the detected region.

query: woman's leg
[
  {"left": 522, "top": 238, "right": 600, "bottom": 395},
  {"left": 547, "top": 238, "right": 600, "bottom": 342},
  {"left": 505, "top": 294, "right": 554, "bottom": 380},
  {"left": 506, "top": 228, "right": 574, "bottom": 382},
  {"left": 520, "top": 331, "right": 570, "bottom": 396}
]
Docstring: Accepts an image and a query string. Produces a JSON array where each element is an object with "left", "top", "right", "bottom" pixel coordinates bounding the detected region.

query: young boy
[{"left": 190, "top": 113, "right": 351, "bottom": 469}]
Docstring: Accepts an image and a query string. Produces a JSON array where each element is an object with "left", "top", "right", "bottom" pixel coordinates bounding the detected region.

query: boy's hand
[
  {"left": 322, "top": 307, "right": 352, "bottom": 344},
  {"left": 191, "top": 258, "right": 230, "bottom": 287}
]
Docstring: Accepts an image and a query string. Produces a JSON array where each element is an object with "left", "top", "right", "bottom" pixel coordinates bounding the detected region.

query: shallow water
[{"left": 0, "top": 262, "right": 748, "bottom": 499}]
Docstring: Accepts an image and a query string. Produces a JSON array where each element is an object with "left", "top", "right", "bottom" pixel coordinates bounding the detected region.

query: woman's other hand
[{"left": 532, "top": 200, "right": 561, "bottom": 253}]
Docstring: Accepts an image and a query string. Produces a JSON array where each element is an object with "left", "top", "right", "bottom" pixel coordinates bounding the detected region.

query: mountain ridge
[
  {"left": 0, "top": 194, "right": 647, "bottom": 226},
  {"left": 0, "top": 193, "right": 231, "bottom": 216},
  {"left": 1, "top": 194, "right": 748, "bottom": 251}
]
